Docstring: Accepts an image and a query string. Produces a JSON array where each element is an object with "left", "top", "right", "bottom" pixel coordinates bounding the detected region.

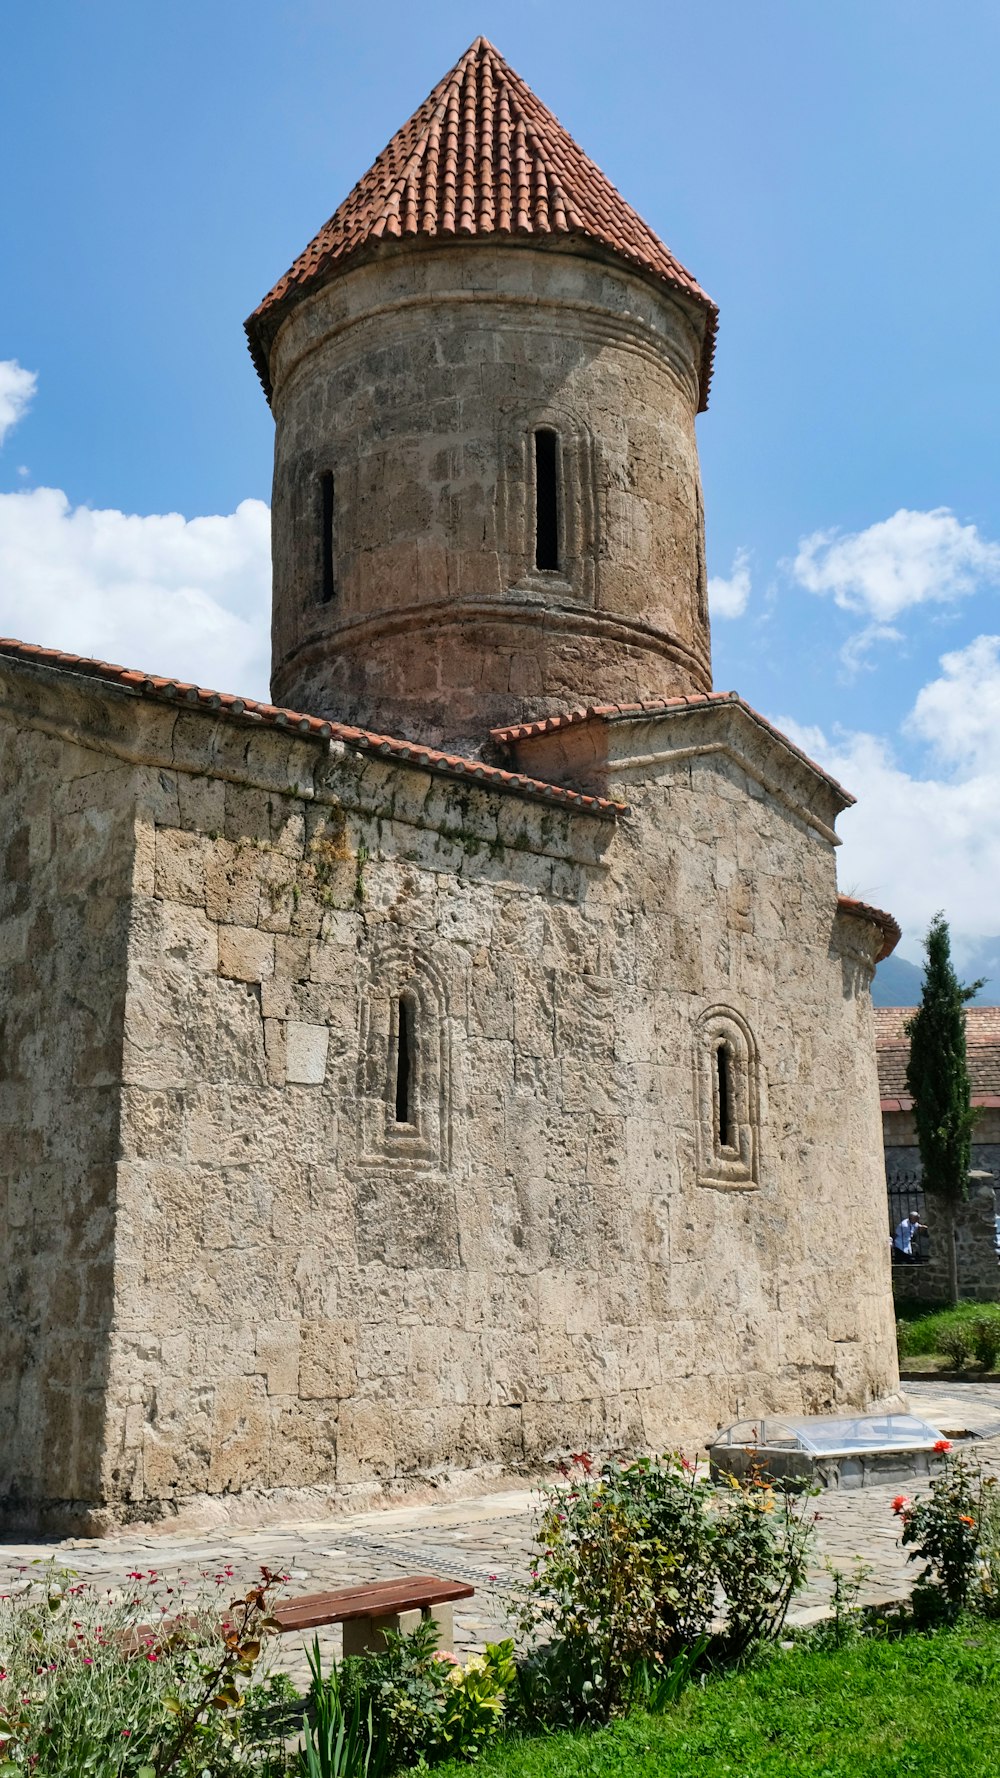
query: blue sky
[{"left": 2, "top": 0, "right": 999, "bottom": 968}]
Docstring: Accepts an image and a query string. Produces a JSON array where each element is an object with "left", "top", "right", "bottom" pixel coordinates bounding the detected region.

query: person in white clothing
[{"left": 892, "top": 1212, "right": 926, "bottom": 1264}]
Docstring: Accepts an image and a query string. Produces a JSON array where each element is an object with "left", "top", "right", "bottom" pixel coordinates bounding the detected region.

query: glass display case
[{"left": 708, "top": 1412, "right": 949, "bottom": 1489}]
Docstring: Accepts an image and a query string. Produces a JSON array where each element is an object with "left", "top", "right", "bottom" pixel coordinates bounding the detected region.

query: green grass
[
  {"left": 438, "top": 1624, "right": 1000, "bottom": 1778},
  {"left": 896, "top": 1300, "right": 1000, "bottom": 1357}
]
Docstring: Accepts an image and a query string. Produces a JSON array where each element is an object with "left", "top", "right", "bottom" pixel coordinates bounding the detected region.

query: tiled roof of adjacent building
[
  {"left": 245, "top": 36, "right": 718, "bottom": 408},
  {"left": 876, "top": 1005, "right": 1000, "bottom": 1110},
  {"left": 492, "top": 691, "right": 856, "bottom": 805},
  {"left": 0, "top": 638, "right": 627, "bottom": 819}
]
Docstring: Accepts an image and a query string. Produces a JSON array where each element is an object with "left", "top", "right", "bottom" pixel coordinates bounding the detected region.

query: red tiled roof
[
  {"left": 876, "top": 1005, "right": 1000, "bottom": 1103},
  {"left": 492, "top": 691, "right": 856, "bottom": 805},
  {"left": 0, "top": 638, "right": 626, "bottom": 820},
  {"left": 245, "top": 36, "right": 717, "bottom": 409},
  {"left": 835, "top": 895, "right": 901, "bottom": 964}
]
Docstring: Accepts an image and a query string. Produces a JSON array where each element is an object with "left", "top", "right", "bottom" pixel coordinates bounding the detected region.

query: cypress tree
[{"left": 905, "top": 913, "right": 984, "bottom": 1304}]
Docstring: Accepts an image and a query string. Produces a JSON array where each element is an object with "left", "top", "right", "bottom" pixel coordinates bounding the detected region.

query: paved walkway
[{"left": 3, "top": 1381, "right": 999, "bottom": 1688}]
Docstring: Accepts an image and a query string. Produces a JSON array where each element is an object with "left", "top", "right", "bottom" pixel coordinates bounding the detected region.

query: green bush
[
  {"left": 516, "top": 1453, "right": 813, "bottom": 1724},
  {"left": 895, "top": 1452, "right": 987, "bottom": 1621},
  {"left": 316, "top": 1617, "right": 514, "bottom": 1772},
  {"left": 969, "top": 1313, "right": 1000, "bottom": 1370},
  {"left": 937, "top": 1322, "right": 975, "bottom": 1368}
]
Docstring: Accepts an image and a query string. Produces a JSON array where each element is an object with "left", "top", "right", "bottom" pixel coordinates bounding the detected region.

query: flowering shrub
[
  {"left": 894, "top": 1452, "right": 993, "bottom": 1621},
  {"left": 323, "top": 1616, "right": 515, "bottom": 1770},
  {"left": 712, "top": 1473, "right": 814, "bottom": 1659},
  {"left": 0, "top": 1561, "right": 290, "bottom": 1776},
  {"left": 516, "top": 1452, "right": 813, "bottom": 1723}
]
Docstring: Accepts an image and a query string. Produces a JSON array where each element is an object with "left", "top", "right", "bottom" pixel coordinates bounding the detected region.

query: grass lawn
[
  {"left": 437, "top": 1623, "right": 1000, "bottom": 1778},
  {"left": 895, "top": 1300, "right": 1000, "bottom": 1371}
]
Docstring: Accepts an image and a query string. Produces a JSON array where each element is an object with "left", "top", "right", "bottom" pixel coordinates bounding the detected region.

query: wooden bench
[{"left": 272, "top": 1574, "right": 475, "bottom": 1657}]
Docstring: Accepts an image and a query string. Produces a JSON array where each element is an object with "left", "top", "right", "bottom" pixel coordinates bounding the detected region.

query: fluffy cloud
[
  {"left": 708, "top": 548, "right": 751, "bottom": 619},
  {"left": 0, "top": 486, "right": 271, "bottom": 700},
  {"left": 0, "top": 360, "right": 37, "bottom": 445},
  {"left": 776, "top": 633, "right": 1000, "bottom": 956},
  {"left": 793, "top": 508, "right": 1000, "bottom": 622}
]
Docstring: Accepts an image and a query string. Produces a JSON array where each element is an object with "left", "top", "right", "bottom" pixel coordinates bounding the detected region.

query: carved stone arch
[
  {"left": 693, "top": 1003, "right": 763, "bottom": 1190},
  {"left": 356, "top": 940, "right": 458, "bottom": 1172},
  {"left": 497, "top": 401, "right": 600, "bottom": 606}
]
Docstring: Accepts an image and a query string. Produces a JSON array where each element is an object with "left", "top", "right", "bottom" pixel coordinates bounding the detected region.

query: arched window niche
[
  {"left": 357, "top": 946, "right": 454, "bottom": 1173},
  {"left": 694, "top": 1005, "right": 762, "bottom": 1190},
  {"left": 534, "top": 427, "right": 561, "bottom": 571}
]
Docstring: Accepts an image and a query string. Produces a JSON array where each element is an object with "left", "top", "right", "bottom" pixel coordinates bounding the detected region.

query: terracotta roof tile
[
  {"left": 0, "top": 638, "right": 626, "bottom": 820},
  {"left": 876, "top": 1005, "right": 1000, "bottom": 1101},
  {"left": 491, "top": 691, "right": 856, "bottom": 805},
  {"left": 246, "top": 37, "right": 717, "bottom": 408}
]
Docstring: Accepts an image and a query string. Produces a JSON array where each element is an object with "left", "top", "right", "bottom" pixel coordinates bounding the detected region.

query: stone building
[
  {"left": 1, "top": 38, "right": 904, "bottom": 1534},
  {"left": 878, "top": 1006, "right": 1000, "bottom": 1303}
]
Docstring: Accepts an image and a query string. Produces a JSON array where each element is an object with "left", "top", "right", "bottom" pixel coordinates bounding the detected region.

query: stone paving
[{"left": 3, "top": 1381, "right": 999, "bottom": 1690}]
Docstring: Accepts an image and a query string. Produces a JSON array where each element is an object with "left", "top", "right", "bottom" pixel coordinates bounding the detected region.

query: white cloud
[
  {"left": 906, "top": 634, "right": 1000, "bottom": 772},
  {"left": 775, "top": 633, "right": 1000, "bottom": 957},
  {"left": 709, "top": 548, "right": 751, "bottom": 619},
  {"left": 0, "top": 360, "right": 37, "bottom": 445},
  {"left": 838, "top": 621, "right": 903, "bottom": 675},
  {"left": 0, "top": 487, "right": 271, "bottom": 700},
  {"left": 793, "top": 508, "right": 1000, "bottom": 623}
]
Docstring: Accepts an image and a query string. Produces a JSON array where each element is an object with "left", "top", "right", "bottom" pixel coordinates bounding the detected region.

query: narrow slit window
[
  {"left": 716, "top": 1044, "right": 732, "bottom": 1149},
  {"left": 394, "top": 997, "right": 413, "bottom": 1124},
  {"left": 320, "top": 471, "right": 336, "bottom": 603},
  {"left": 534, "top": 429, "right": 560, "bottom": 571}
]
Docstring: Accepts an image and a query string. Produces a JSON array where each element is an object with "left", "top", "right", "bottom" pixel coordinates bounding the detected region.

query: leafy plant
[
  {"left": 517, "top": 1452, "right": 812, "bottom": 1724},
  {"left": 0, "top": 1560, "right": 288, "bottom": 1777},
  {"left": 319, "top": 1617, "right": 514, "bottom": 1770},
  {"left": 515, "top": 1453, "right": 714, "bottom": 1723},
  {"left": 894, "top": 1452, "right": 985, "bottom": 1620},
  {"left": 628, "top": 1636, "right": 709, "bottom": 1712},
  {"left": 712, "top": 1473, "right": 814, "bottom": 1659},
  {"left": 300, "top": 1642, "right": 383, "bottom": 1778},
  {"left": 937, "top": 1322, "right": 975, "bottom": 1368},
  {"left": 969, "top": 1313, "right": 1000, "bottom": 1371},
  {"left": 815, "top": 1558, "right": 873, "bottom": 1648}
]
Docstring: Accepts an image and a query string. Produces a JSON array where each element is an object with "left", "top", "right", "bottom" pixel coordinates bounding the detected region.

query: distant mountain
[
  {"left": 872, "top": 953, "right": 924, "bottom": 1007},
  {"left": 872, "top": 935, "right": 999, "bottom": 1008}
]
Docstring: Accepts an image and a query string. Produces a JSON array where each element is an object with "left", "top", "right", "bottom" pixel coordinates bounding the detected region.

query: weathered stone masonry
[
  {"left": 0, "top": 35, "right": 904, "bottom": 1531},
  {"left": 0, "top": 655, "right": 901, "bottom": 1531}
]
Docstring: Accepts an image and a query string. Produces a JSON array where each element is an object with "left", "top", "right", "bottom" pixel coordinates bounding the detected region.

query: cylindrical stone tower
[{"left": 246, "top": 37, "right": 719, "bottom": 753}]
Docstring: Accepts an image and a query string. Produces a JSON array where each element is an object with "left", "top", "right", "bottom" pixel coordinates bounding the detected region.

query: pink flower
[{"left": 934, "top": 1439, "right": 952, "bottom": 1453}]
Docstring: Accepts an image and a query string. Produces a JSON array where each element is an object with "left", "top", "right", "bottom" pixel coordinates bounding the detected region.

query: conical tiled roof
[{"left": 246, "top": 37, "right": 717, "bottom": 407}]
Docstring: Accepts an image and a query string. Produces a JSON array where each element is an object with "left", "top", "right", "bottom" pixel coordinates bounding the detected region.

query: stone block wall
[
  {"left": 885, "top": 1108, "right": 1000, "bottom": 1305},
  {"left": 0, "top": 700, "right": 134, "bottom": 1523},
  {"left": 98, "top": 692, "right": 900, "bottom": 1524},
  {"left": 268, "top": 242, "right": 712, "bottom": 749},
  {"left": 2, "top": 668, "right": 902, "bottom": 1529}
]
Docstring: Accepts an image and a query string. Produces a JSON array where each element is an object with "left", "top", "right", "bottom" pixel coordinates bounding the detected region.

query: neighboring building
[
  {"left": 0, "top": 38, "right": 904, "bottom": 1534},
  {"left": 878, "top": 1007, "right": 1000, "bottom": 1302}
]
